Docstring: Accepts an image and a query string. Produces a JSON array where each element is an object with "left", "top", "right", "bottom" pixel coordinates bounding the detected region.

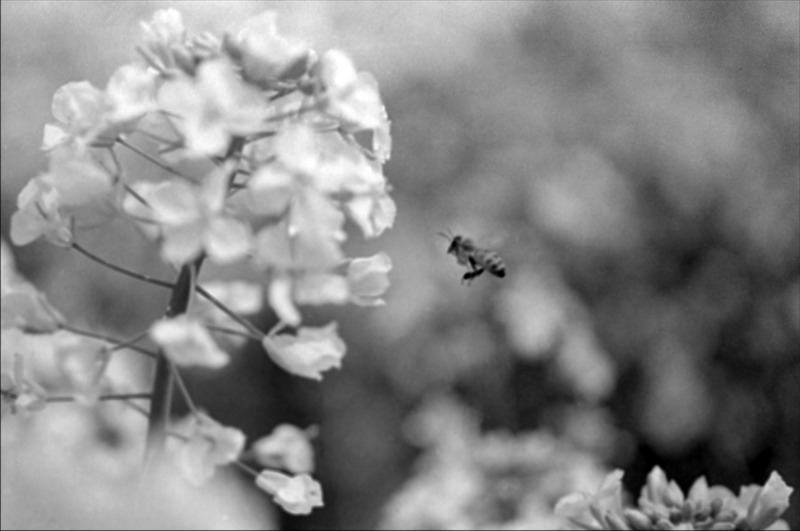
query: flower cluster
[
  {"left": 555, "top": 466, "right": 795, "bottom": 531},
  {"left": 4, "top": 8, "right": 394, "bottom": 517},
  {"left": 380, "top": 395, "right": 610, "bottom": 530}
]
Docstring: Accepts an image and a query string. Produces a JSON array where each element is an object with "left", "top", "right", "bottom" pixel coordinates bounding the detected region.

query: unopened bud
[{"left": 624, "top": 508, "right": 652, "bottom": 530}]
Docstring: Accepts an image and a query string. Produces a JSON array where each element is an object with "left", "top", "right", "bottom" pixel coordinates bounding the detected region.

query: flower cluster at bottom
[{"left": 555, "top": 466, "right": 794, "bottom": 531}]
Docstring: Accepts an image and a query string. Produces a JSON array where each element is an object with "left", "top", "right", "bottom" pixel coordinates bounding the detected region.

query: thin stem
[
  {"left": 126, "top": 400, "right": 151, "bottom": 418},
  {"left": 123, "top": 182, "right": 150, "bottom": 207},
  {"left": 170, "top": 364, "right": 197, "bottom": 413},
  {"left": 125, "top": 394, "right": 261, "bottom": 483},
  {"left": 268, "top": 86, "right": 297, "bottom": 102},
  {"left": 109, "top": 329, "right": 153, "bottom": 353},
  {"left": 107, "top": 146, "right": 123, "bottom": 180},
  {"left": 135, "top": 128, "right": 180, "bottom": 148},
  {"left": 206, "top": 324, "right": 262, "bottom": 342},
  {"left": 268, "top": 320, "right": 290, "bottom": 337},
  {"left": 265, "top": 101, "right": 321, "bottom": 123},
  {"left": 117, "top": 137, "right": 186, "bottom": 178},
  {"left": 146, "top": 257, "right": 204, "bottom": 459},
  {"left": 71, "top": 242, "right": 174, "bottom": 289},
  {"left": 196, "top": 286, "right": 265, "bottom": 339},
  {"left": 60, "top": 324, "right": 158, "bottom": 359},
  {"left": 232, "top": 459, "right": 260, "bottom": 479},
  {"left": 46, "top": 392, "right": 153, "bottom": 403}
]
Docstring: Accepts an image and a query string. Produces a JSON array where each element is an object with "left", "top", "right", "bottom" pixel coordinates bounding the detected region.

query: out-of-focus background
[{"left": 2, "top": 1, "right": 798, "bottom": 529}]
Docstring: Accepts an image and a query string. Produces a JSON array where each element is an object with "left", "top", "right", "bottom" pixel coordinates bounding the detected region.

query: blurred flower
[
  {"left": 1, "top": 354, "right": 47, "bottom": 416},
  {"left": 140, "top": 8, "right": 223, "bottom": 76},
  {"left": 223, "top": 11, "right": 312, "bottom": 89},
  {"left": 11, "top": 145, "right": 116, "bottom": 248},
  {"left": 316, "top": 49, "right": 387, "bottom": 134},
  {"left": 196, "top": 281, "right": 263, "bottom": 318},
  {"left": 191, "top": 281, "right": 263, "bottom": 347},
  {"left": 293, "top": 273, "right": 350, "bottom": 306},
  {"left": 123, "top": 168, "right": 252, "bottom": 265},
  {"left": 251, "top": 424, "right": 315, "bottom": 474},
  {"left": 262, "top": 323, "right": 345, "bottom": 380},
  {"left": 288, "top": 188, "right": 346, "bottom": 269},
  {"left": 140, "top": 8, "right": 185, "bottom": 57},
  {"left": 743, "top": 472, "right": 794, "bottom": 531},
  {"left": 555, "top": 470, "right": 625, "bottom": 530},
  {"left": 251, "top": 194, "right": 345, "bottom": 272},
  {"left": 172, "top": 412, "right": 246, "bottom": 486},
  {"left": 382, "top": 394, "right": 610, "bottom": 530},
  {"left": 150, "top": 315, "right": 229, "bottom": 368},
  {"left": 255, "top": 470, "right": 323, "bottom": 515},
  {"left": 42, "top": 64, "right": 156, "bottom": 150},
  {"left": 104, "top": 63, "right": 158, "bottom": 124},
  {"left": 54, "top": 335, "right": 111, "bottom": 406},
  {"left": 267, "top": 272, "right": 302, "bottom": 326},
  {"left": 158, "top": 58, "right": 267, "bottom": 157},
  {"left": 9, "top": 176, "right": 72, "bottom": 247},
  {"left": 555, "top": 466, "right": 795, "bottom": 530},
  {"left": 246, "top": 124, "right": 394, "bottom": 325},
  {"left": 42, "top": 81, "right": 111, "bottom": 149},
  {"left": 0, "top": 241, "right": 65, "bottom": 335},
  {"left": 347, "top": 252, "right": 392, "bottom": 306},
  {"left": 261, "top": 252, "right": 391, "bottom": 326},
  {"left": 1, "top": 282, "right": 64, "bottom": 334},
  {"left": 0, "top": 239, "right": 15, "bottom": 285},
  {"left": 345, "top": 189, "right": 396, "bottom": 239}
]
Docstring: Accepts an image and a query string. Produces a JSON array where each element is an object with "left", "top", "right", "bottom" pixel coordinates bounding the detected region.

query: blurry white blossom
[
  {"left": 255, "top": 470, "right": 323, "bottom": 515},
  {"left": 150, "top": 316, "right": 229, "bottom": 368},
  {"left": 252, "top": 424, "right": 315, "bottom": 474},
  {"left": 262, "top": 323, "right": 345, "bottom": 380}
]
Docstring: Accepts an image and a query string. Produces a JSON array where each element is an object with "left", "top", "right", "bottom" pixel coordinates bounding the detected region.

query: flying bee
[{"left": 438, "top": 230, "right": 506, "bottom": 285}]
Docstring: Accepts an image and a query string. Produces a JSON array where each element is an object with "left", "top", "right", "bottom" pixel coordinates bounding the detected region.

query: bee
[{"left": 439, "top": 230, "right": 506, "bottom": 285}]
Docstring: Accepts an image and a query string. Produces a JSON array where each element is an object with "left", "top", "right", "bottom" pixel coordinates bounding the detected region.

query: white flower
[
  {"left": 255, "top": 470, "right": 323, "bottom": 515},
  {"left": 345, "top": 190, "right": 396, "bottom": 239},
  {"left": 252, "top": 424, "right": 315, "bottom": 474},
  {"left": 158, "top": 59, "right": 267, "bottom": 157},
  {"left": 173, "top": 413, "right": 246, "bottom": 485},
  {"left": 225, "top": 11, "right": 311, "bottom": 88},
  {"left": 317, "top": 49, "right": 387, "bottom": 133},
  {"left": 125, "top": 168, "right": 252, "bottom": 265},
  {"left": 262, "top": 323, "right": 345, "bottom": 380},
  {"left": 150, "top": 315, "right": 229, "bottom": 368},
  {"left": 347, "top": 252, "right": 391, "bottom": 306}
]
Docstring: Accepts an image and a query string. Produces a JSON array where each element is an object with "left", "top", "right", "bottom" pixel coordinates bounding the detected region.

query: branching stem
[
  {"left": 60, "top": 324, "right": 158, "bottom": 359},
  {"left": 117, "top": 137, "right": 187, "bottom": 178},
  {"left": 71, "top": 243, "right": 174, "bottom": 289}
]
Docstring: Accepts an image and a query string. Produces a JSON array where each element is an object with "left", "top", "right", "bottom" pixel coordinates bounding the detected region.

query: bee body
[{"left": 440, "top": 232, "right": 506, "bottom": 285}]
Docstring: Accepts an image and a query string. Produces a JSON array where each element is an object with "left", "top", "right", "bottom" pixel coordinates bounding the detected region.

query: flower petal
[{"left": 262, "top": 323, "right": 345, "bottom": 380}]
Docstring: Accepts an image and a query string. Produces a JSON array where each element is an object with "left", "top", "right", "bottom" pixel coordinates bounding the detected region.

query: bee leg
[{"left": 462, "top": 268, "right": 484, "bottom": 286}]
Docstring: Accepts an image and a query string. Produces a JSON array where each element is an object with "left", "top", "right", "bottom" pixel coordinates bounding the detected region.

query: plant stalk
[{"left": 145, "top": 257, "right": 203, "bottom": 460}]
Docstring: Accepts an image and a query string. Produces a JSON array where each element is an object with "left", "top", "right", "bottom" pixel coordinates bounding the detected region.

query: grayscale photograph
[{"left": 1, "top": 2, "right": 798, "bottom": 529}]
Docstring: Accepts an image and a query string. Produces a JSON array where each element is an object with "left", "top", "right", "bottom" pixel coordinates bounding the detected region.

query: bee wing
[{"left": 482, "top": 228, "right": 510, "bottom": 249}]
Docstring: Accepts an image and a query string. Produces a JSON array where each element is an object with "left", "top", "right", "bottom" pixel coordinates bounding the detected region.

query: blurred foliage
[{"left": 2, "top": 1, "right": 798, "bottom": 530}]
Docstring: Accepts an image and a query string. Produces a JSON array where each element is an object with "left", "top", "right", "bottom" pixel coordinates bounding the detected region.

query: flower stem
[
  {"left": 146, "top": 257, "right": 204, "bottom": 460},
  {"left": 232, "top": 459, "right": 260, "bottom": 479},
  {"left": 109, "top": 329, "right": 152, "bottom": 353},
  {"left": 117, "top": 137, "right": 187, "bottom": 178},
  {"left": 196, "top": 285, "right": 265, "bottom": 339},
  {"left": 206, "top": 324, "right": 263, "bottom": 342},
  {"left": 170, "top": 364, "right": 197, "bottom": 413},
  {"left": 71, "top": 242, "right": 174, "bottom": 289},
  {"left": 59, "top": 324, "right": 158, "bottom": 359},
  {"left": 46, "top": 392, "right": 153, "bottom": 403}
]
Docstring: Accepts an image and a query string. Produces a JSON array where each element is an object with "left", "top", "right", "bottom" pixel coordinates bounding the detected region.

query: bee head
[{"left": 438, "top": 230, "right": 460, "bottom": 254}]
